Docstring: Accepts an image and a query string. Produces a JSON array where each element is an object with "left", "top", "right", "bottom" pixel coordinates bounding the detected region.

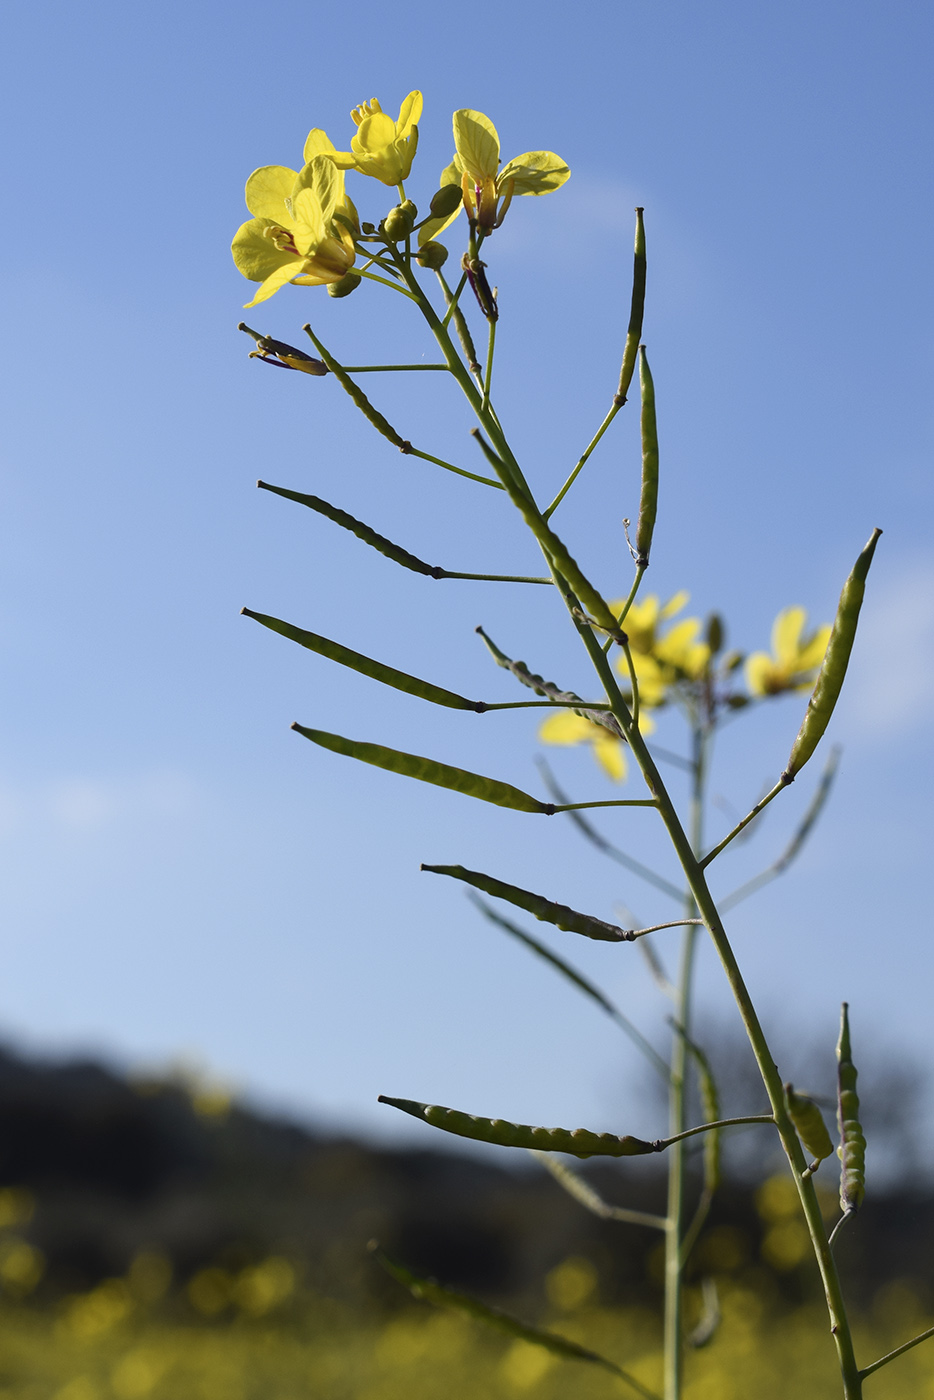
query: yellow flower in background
[
  {"left": 231, "top": 156, "right": 358, "bottom": 307},
  {"left": 612, "top": 592, "right": 710, "bottom": 705},
  {"left": 745, "top": 607, "right": 830, "bottom": 696},
  {"left": 323, "top": 91, "right": 422, "bottom": 187},
  {"left": 538, "top": 709, "right": 656, "bottom": 784},
  {"left": 419, "top": 109, "right": 569, "bottom": 242}
]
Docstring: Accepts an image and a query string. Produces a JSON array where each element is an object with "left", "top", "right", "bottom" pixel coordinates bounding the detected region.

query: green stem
[
  {"left": 437, "top": 571, "right": 552, "bottom": 584},
  {"left": 357, "top": 268, "right": 417, "bottom": 299},
  {"left": 660, "top": 1115, "right": 774, "bottom": 1148},
  {"left": 662, "top": 722, "right": 705, "bottom": 1400},
  {"left": 405, "top": 445, "right": 503, "bottom": 490},
  {"left": 860, "top": 1325, "right": 934, "bottom": 1381},
  {"left": 603, "top": 566, "right": 646, "bottom": 654},
  {"left": 482, "top": 318, "right": 496, "bottom": 415},
  {"left": 552, "top": 799, "right": 659, "bottom": 811},
  {"left": 341, "top": 364, "right": 450, "bottom": 373},
  {"left": 544, "top": 400, "right": 624, "bottom": 519}
]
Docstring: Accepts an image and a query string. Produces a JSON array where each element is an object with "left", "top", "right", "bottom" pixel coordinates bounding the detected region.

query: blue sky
[{"left": 2, "top": 1, "right": 933, "bottom": 1167}]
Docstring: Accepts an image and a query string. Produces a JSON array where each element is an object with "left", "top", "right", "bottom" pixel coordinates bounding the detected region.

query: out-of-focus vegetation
[{"left": 0, "top": 1045, "right": 931, "bottom": 1396}]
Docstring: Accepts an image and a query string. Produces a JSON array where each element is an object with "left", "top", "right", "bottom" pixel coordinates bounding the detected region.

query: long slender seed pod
[
  {"left": 421, "top": 863, "right": 629, "bottom": 942},
  {"left": 303, "top": 324, "right": 411, "bottom": 450},
  {"left": 436, "top": 272, "right": 481, "bottom": 375},
  {"left": 784, "top": 529, "right": 882, "bottom": 780},
  {"left": 243, "top": 610, "right": 484, "bottom": 711},
  {"left": 635, "top": 346, "right": 659, "bottom": 568},
  {"left": 471, "top": 430, "right": 628, "bottom": 643},
  {"left": 836, "top": 1003, "right": 866, "bottom": 1214},
  {"left": 475, "top": 626, "right": 623, "bottom": 736},
  {"left": 371, "top": 1246, "right": 662, "bottom": 1400},
  {"left": 292, "top": 728, "right": 553, "bottom": 815},
  {"left": 378, "top": 1096, "right": 659, "bottom": 1157},
  {"left": 784, "top": 1083, "right": 834, "bottom": 1170},
  {"left": 257, "top": 482, "right": 439, "bottom": 575},
  {"left": 615, "top": 208, "right": 646, "bottom": 405}
]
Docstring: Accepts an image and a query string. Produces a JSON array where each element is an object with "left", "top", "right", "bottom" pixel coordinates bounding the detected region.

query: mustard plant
[{"left": 233, "top": 90, "right": 927, "bottom": 1399}]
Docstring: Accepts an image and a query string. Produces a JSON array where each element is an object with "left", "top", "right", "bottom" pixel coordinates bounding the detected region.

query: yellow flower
[
  {"left": 231, "top": 155, "right": 358, "bottom": 308},
  {"left": 538, "top": 709, "right": 655, "bottom": 783},
  {"left": 323, "top": 91, "right": 422, "bottom": 187},
  {"left": 745, "top": 607, "right": 831, "bottom": 696},
  {"left": 419, "top": 109, "right": 569, "bottom": 243},
  {"left": 612, "top": 593, "right": 710, "bottom": 705}
]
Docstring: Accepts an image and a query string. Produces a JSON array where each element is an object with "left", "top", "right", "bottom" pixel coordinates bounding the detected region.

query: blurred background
[{"left": 1, "top": 0, "right": 933, "bottom": 1393}]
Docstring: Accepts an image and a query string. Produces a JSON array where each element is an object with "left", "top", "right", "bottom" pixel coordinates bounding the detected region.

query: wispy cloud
[
  {"left": 0, "top": 770, "right": 201, "bottom": 838},
  {"left": 846, "top": 557, "right": 934, "bottom": 737}
]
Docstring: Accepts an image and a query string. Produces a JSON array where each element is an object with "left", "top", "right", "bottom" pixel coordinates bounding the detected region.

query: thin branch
[
  {"left": 534, "top": 1152, "right": 668, "bottom": 1229},
  {"left": 699, "top": 778, "right": 790, "bottom": 868},
  {"left": 536, "top": 758, "right": 684, "bottom": 902},
  {"left": 718, "top": 747, "right": 841, "bottom": 911},
  {"left": 860, "top": 1323, "right": 934, "bottom": 1380}
]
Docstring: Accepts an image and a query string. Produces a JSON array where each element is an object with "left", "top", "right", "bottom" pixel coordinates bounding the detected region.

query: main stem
[{"left": 663, "top": 723, "right": 706, "bottom": 1399}]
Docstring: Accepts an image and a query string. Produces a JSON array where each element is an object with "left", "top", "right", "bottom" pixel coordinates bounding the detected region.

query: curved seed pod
[
  {"left": 470, "top": 432, "right": 627, "bottom": 644},
  {"left": 836, "top": 1003, "right": 866, "bottom": 1214},
  {"left": 303, "top": 324, "right": 410, "bottom": 450},
  {"left": 438, "top": 274, "right": 481, "bottom": 374},
  {"left": 784, "top": 529, "right": 882, "bottom": 780},
  {"left": 635, "top": 347, "right": 659, "bottom": 568},
  {"left": 615, "top": 208, "right": 646, "bottom": 405},
  {"left": 421, "top": 864, "right": 628, "bottom": 942},
  {"left": 378, "top": 1096, "right": 658, "bottom": 1158},
  {"left": 292, "top": 728, "right": 553, "bottom": 814},
  {"left": 475, "top": 627, "right": 623, "bottom": 736},
  {"left": 243, "top": 610, "right": 482, "bottom": 711},
  {"left": 784, "top": 1082, "right": 834, "bottom": 1169},
  {"left": 370, "top": 1246, "right": 661, "bottom": 1399},
  {"left": 257, "top": 481, "right": 440, "bottom": 576}
]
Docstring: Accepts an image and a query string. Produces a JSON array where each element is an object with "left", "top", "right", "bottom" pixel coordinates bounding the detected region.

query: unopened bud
[
  {"left": 706, "top": 614, "right": 724, "bottom": 655},
  {"left": 383, "top": 200, "right": 417, "bottom": 241},
  {"left": 326, "top": 270, "right": 362, "bottom": 299},
  {"left": 416, "top": 240, "right": 449, "bottom": 270},
  {"left": 429, "top": 184, "right": 463, "bottom": 219}
]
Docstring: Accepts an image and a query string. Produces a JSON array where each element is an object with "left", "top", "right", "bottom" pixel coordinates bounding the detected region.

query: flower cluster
[
  {"left": 231, "top": 92, "right": 569, "bottom": 307},
  {"left": 540, "top": 596, "right": 829, "bottom": 782}
]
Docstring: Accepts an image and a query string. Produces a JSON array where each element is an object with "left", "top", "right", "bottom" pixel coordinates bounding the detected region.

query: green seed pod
[
  {"left": 429, "top": 183, "right": 464, "bottom": 220},
  {"left": 303, "top": 325, "right": 410, "bottom": 450},
  {"left": 416, "top": 240, "right": 449, "bottom": 270},
  {"left": 378, "top": 1096, "right": 658, "bottom": 1159},
  {"left": 326, "top": 270, "right": 362, "bottom": 299},
  {"left": 634, "top": 346, "right": 659, "bottom": 569},
  {"left": 836, "top": 1003, "right": 866, "bottom": 1214},
  {"left": 784, "top": 529, "right": 881, "bottom": 780},
  {"left": 615, "top": 207, "right": 646, "bottom": 405},
  {"left": 383, "top": 200, "right": 418, "bottom": 241},
  {"left": 784, "top": 1083, "right": 834, "bottom": 1168}
]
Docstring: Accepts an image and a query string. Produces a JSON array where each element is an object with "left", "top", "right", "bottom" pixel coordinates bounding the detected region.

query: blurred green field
[{"left": 1, "top": 1251, "right": 932, "bottom": 1400}]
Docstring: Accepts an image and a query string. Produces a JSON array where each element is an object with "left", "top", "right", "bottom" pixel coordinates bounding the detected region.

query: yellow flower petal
[
  {"left": 452, "top": 109, "right": 500, "bottom": 182},
  {"left": 660, "top": 590, "right": 690, "bottom": 620},
  {"left": 242, "top": 257, "right": 306, "bottom": 308},
  {"left": 303, "top": 128, "right": 337, "bottom": 163},
  {"left": 772, "top": 607, "right": 806, "bottom": 665},
  {"left": 231, "top": 219, "right": 298, "bottom": 284},
  {"left": 593, "top": 734, "right": 627, "bottom": 782},
  {"left": 498, "top": 151, "right": 570, "bottom": 195},
  {"left": 796, "top": 623, "right": 831, "bottom": 672},
  {"left": 538, "top": 712, "right": 593, "bottom": 746},
  {"left": 244, "top": 166, "right": 299, "bottom": 224},
  {"left": 745, "top": 652, "right": 776, "bottom": 696},
  {"left": 396, "top": 90, "right": 423, "bottom": 137}
]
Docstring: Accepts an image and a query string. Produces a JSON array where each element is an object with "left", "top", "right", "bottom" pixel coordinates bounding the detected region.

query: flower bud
[
  {"left": 706, "top": 614, "right": 724, "bottom": 656},
  {"left": 326, "top": 270, "right": 362, "bottom": 299},
  {"left": 429, "top": 184, "right": 463, "bottom": 219},
  {"left": 383, "top": 200, "right": 418, "bottom": 241},
  {"left": 416, "top": 240, "right": 449, "bottom": 270}
]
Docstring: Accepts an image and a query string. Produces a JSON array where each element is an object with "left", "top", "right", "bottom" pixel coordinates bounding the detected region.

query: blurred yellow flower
[
  {"left": 539, "top": 709, "right": 655, "bottom": 783},
  {"left": 231, "top": 156, "right": 358, "bottom": 307},
  {"left": 745, "top": 607, "right": 830, "bottom": 696},
  {"left": 613, "top": 592, "right": 710, "bottom": 705},
  {"left": 324, "top": 91, "right": 422, "bottom": 186}
]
